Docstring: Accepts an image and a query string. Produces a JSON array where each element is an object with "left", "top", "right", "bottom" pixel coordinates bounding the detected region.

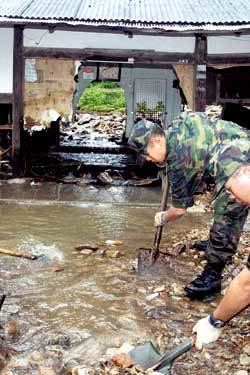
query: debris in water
[
  {"left": 105, "top": 240, "right": 123, "bottom": 246},
  {"left": 75, "top": 244, "right": 99, "bottom": 251}
]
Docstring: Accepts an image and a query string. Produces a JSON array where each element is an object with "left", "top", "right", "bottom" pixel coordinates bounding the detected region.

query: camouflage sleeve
[{"left": 167, "top": 151, "right": 195, "bottom": 209}]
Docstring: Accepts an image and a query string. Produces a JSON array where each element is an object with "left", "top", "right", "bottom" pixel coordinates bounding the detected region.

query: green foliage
[
  {"left": 78, "top": 81, "right": 126, "bottom": 112},
  {"left": 136, "top": 100, "right": 164, "bottom": 114}
]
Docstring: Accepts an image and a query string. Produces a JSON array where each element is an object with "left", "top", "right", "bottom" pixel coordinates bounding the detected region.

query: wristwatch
[{"left": 209, "top": 313, "right": 225, "bottom": 328}]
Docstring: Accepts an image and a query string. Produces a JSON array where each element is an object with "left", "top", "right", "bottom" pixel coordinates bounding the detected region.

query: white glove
[
  {"left": 154, "top": 211, "right": 166, "bottom": 227},
  {"left": 192, "top": 316, "right": 222, "bottom": 349}
]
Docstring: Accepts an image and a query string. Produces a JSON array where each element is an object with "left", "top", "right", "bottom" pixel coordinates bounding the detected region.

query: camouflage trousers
[{"left": 205, "top": 187, "right": 249, "bottom": 269}]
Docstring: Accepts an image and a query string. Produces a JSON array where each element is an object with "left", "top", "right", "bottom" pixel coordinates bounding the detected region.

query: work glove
[
  {"left": 192, "top": 316, "right": 222, "bottom": 349},
  {"left": 154, "top": 211, "right": 166, "bottom": 227}
]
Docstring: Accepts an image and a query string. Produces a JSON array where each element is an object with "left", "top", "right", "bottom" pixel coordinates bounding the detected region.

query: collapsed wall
[{"left": 24, "top": 58, "right": 75, "bottom": 128}]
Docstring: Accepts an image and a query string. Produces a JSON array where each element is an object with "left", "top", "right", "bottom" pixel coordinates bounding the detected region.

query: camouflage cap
[{"left": 128, "top": 119, "right": 163, "bottom": 156}]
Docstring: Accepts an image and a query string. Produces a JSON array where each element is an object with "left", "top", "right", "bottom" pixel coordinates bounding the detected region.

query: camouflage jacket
[{"left": 166, "top": 112, "right": 250, "bottom": 208}]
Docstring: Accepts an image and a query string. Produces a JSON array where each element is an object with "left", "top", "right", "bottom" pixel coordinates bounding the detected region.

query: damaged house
[{"left": 0, "top": 0, "right": 250, "bottom": 178}]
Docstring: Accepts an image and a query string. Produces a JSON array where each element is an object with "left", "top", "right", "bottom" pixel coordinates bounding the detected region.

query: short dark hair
[{"left": 149, "top": 126, "right": 165, "bottom": 139}]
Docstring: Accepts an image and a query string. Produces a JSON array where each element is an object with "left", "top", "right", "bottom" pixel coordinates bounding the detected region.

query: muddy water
[{"left": 0, "top": 182, "right": 213, "bottom": 368}]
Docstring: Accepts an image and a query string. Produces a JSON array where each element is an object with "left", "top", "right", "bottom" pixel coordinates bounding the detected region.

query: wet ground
[{"left": 0, "top": 180, "right": 249, "bottom": 374}]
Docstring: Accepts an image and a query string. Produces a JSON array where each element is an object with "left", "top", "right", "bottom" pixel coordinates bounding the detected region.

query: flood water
[{"left": 0, "top": 181, "right": 215, "bottom": 369}]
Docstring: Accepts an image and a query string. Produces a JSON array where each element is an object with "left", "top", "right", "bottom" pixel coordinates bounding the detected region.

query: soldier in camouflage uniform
[{"left": 128, "top": 112, "right": 250, "bottom": 299}]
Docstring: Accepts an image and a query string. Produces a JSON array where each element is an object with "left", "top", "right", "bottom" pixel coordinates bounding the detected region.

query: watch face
[
  {"left": 209, "top": 314, "right": 224, "bottom": 328},
  {"left": 213, "top": 320, "right": 224, "bottom": 328}
]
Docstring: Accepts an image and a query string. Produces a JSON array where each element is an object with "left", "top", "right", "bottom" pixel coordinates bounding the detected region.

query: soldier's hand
[
  {"left": 154, "top": 211, "right": 166, "bottom": 227},
  {"left": 192, "top": 316, "right": 222, "bottom": 349}
]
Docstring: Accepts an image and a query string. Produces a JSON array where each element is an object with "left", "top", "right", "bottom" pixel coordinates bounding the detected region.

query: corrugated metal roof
[{"left": 1, "top": 0, "right": 250, "bottom": 31}]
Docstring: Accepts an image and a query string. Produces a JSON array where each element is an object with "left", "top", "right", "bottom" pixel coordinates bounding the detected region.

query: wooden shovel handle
[
  {"left": 150, "top": 337, "right": 194, "bottom": 371},
  {"left": 150, "top": 176, "right": 169, "bottom": 263}
]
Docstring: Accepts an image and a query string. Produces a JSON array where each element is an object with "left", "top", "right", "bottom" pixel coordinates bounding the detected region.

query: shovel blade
[
  {"left": 135, "top": 248, "right": 159, "bottom": 275},
  {"left": 135, "top": 248, "right": 168, "bottom": 275},
  {"left": 129, "top": 341, "right": 171, "bottom": 375},
  {"left": 129, "top": 341, "right": 161, "bottom": 369}
]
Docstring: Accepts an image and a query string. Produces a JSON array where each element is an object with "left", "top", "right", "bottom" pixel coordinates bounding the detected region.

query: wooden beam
[
  {"left": 208, "top": 54, "right": 250, "bottom": 65},
  {"left": 194, "top": 35, "right": 207, "bottom": 111},
  {"left": 0, "top": 93, "right": 13, "bottom": 104},
  {"left": 24, "top": 47, "right": 194, "bottom": 64},
  {"left": 12, "top": 26, "right": 24, "bottom": 177}
]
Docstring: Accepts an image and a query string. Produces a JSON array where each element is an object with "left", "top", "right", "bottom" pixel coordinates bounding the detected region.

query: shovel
[
  {"left": 136, "top": 177, "right": 169, "bottom": 274},
  {"left": 129, "top": 337, "right": 193, "bottom": 375}
]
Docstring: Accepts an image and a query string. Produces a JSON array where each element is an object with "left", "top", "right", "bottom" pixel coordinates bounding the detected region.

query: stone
[
  {"left": 105, "top": 240, "right": 123, "bottom": 246},
  {"left": 153, "top": 285, "right": 166, "bottom": 293},
  {"left": 235, "top": 371, "right": 248, "bottom": 375},
  {"left": 105, "top": 348, "right": 118, "bottom": 358},
  {"left": 38, "top": 366, "right": 56, "bottom": 375},
  {"left": 75, "top": 244, "right": 98, "bottom": 251},
  {"left": 4, "top": 320, "right": 20, "bottom": 337},
  {"left": 30, "top": 350, "right": 45, "bottom": 362},
  {"left": 72, "top": 366, "right": 90, "bottom": 375},
  {"left": 80, "top": 249, "right": 93, "bottom": 255},
  {"left": 243, "top": 343, "right": 250, "bottom": 355},
  {"left": 116, "top": 342, "right": 135, "bottom": 354},
  {"left": 111, "top": 353, "right": 132, "bottom": 368},
  {"left": 171, "top": 283, "right": 185, "bottom": 297},
  {"left": 239, "top": 353, "right": 250, "bottom": 366},
  {"left": 146, "top": 293, "right": 159, "bottom": 301},
  {"left": 95, "top": 249, "right": 106, "bottom": 256},
  {"left": 106, "top": 250, "right": 123, "bottom": 258}
]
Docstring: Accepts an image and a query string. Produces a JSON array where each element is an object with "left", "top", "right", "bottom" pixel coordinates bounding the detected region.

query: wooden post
[
  {"left": 12, "top": 26, "right": 24, "bottom": 177},
  {"left": 194, "top": 35, "right": 207, "bottom": 112}
]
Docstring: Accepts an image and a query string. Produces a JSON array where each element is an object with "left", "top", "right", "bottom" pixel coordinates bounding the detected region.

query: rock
[
  {"left": 105, "top": 240, "right": 123, "bottom": 246},
  {"left": 111, "top": 353, "right": 132, "bottom": 368},
  {"left": 75, "top": 244, "right": 98, "bottom": 251},
  {"left": 80, "top": 249, "right": 93, "bottom": 255},
  {"left": 146, "top": 292, "right": 159, "bottom": 301},
  {"left": 0, "top": 354, "right": 7, "bottom": 370},
  {"left": 97, "top": 172, "right": 113, "bottom": 185},
  {"left": 78, "top": 114, "right": 93, "bottom": 125},
  {"left": 71, "top": 366, "right": 90, "bottom": 375},
  {"left": 235, "top": 371, "right": 248, "bottom": 375},
  {"left": 95, "top": 249, "right": 106, "bottom": 256},
  {"left": 38, "top": 366, "right": 56, "bottom": 375},
  {"left": 105, "top": 348, "right": 118, "bottom": 358},
  {"left": 239, "top": 353, "right": 250, "bottom": 366},
  {"left": 117, "top": 342, "right": 135, "bottom": 354},
  {"left": 171, "top": 283, "right": 185, "bottom": 297},
  {"left": 153, "top": 285, "right": 166, "bottom": 293},
  {"left": 4, "top": 320, "right": 20, "bottom": 337},
  {"left": 30, "top": 350, "right": 45, "bottom": 362},
  {"left": 243, "top": 343, "right": 250, "bottom": 355},
  {"left": 62, "top": 359, "right": 81, "bottom": 374},
  {"left": 1, "top": 371, "right": 14, "bottom": 375},
  {"left": 8, "top": 178, "right": 26, "bottom": 184},
  {"left": 47, "top": 334, "right": 70, "bottom": 348},
  {"left": 106, "top": 250, "right": 123, "bottom": 258}
]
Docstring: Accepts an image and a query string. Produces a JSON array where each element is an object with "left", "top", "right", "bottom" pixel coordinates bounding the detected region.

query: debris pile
[{"left": 61, "top": 112, "right": 126, "bottom": 146}]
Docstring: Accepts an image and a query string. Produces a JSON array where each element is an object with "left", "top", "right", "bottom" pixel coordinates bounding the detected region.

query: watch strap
[{"left": 209, "top": 313, "right": 225, "bottom": 328}]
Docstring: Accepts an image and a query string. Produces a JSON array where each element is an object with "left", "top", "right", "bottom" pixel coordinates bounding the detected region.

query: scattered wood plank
[{"left": 0, "top": 247, "right": 38, "bottom": 260}]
